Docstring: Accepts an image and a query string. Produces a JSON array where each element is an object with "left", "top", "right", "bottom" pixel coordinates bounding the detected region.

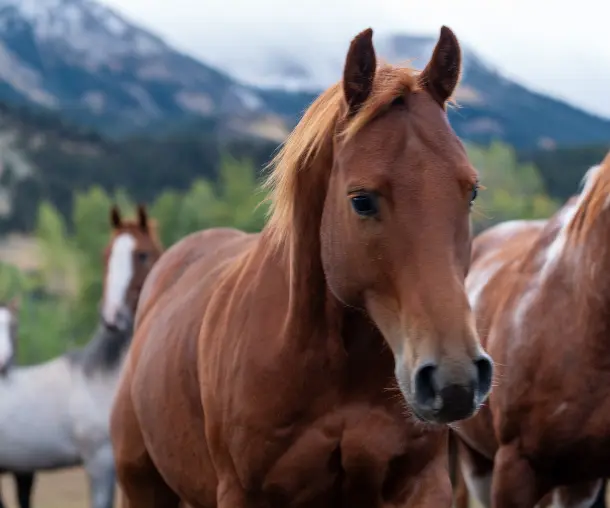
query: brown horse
[
  {"left": 110, "top": 26, "right": 493, "bottom": 508},
  {"left": 452, "top": 153, "right": 610, "bottom": 507}
]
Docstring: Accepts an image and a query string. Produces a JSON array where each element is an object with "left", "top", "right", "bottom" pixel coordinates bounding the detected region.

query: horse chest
[{"left": 228, "top": 404, "right": 440, "bottom": 507}]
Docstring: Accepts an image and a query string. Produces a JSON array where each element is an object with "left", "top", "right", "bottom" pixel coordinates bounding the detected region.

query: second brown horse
[{"left": 453, "top": 153, "right": 610, "bottom": 507}]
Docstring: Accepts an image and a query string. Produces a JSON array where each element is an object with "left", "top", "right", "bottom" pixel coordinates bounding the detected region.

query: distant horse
[
  {"left": 0, "top": 298, "right": 23, "bottom": 508},
  {"left": 0, "top": 297, "right": 19, "bottom": 377},
  {"left": 451, "top": 152, "right": 610, "bottom": 507},
  {"left": 111, "top": 26, "right": 493, "bottom": 508},
  {"left": 0, "top": 205, "right": 162, "bottom": 508}
]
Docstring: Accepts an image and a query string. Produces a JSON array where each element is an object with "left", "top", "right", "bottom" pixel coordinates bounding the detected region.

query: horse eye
[
  {"left": 350, "top": 193, "right": 378, "bottom": 217},
  {"left": 137, "top": 252, "right": 149, "bottom": 263},
  {"left": 470, "top": 183, "right": 479, "bottom": 205}
]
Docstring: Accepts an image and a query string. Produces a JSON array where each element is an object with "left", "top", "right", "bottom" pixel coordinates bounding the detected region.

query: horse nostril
[
  {"left": 413, "top": 362, "right": 438, "bottom": 409},
  {"left": 474, "top": 355, "right": 494, "bottom": 401}
]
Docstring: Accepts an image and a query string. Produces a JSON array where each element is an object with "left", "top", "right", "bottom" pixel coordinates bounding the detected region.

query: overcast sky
[{"left": 101, "top": 0, "right": 610, "bottom": 118}]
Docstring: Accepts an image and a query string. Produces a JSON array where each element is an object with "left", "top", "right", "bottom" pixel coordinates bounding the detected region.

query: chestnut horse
[
  {"left": 111, "top": 26, "right": 493, "bottom": 508},
  {"left": 452, "top": 152, "right": 610, "bottom": 507}
]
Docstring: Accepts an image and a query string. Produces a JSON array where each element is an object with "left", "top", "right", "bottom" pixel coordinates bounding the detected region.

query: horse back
[{"left": 135, "top": 227, "right": 249, "bottom": 328}]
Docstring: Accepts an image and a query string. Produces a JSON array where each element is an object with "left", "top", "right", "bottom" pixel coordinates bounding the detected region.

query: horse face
[
  {"left": 102, "top": 205, "right": 162, "bottom": 332},
  {"left": 320, "top": 27, "right": 493, "bottom": 424}
]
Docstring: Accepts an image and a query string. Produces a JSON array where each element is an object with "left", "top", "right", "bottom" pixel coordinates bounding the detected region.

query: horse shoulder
[{"left": 118, "top": 231, "right": 259, "bottom": 502}]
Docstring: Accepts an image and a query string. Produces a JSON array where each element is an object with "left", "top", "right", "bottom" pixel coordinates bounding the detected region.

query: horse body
[
  {"left": 112, "top": 26, "right": 492, "bottom": 508},
  {"left": 115, "top": 227, "right": 450, "bottom": 507},
  {"left": 454, "top": 160, "right": 610, "bottom": 507},
  {"left": 0, "top": 357, "right": 81, "bottom": 470},
  {"left": 0, "top": 323, "right": 132, "bottom": 507}
]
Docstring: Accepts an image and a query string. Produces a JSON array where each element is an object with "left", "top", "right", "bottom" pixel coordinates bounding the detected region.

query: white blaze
[
  {"left": 0, "top": 308, "right": 13, "bottom": 369},
  {"left": 102, "top": 233, "right": 136, "bottom": 325}
]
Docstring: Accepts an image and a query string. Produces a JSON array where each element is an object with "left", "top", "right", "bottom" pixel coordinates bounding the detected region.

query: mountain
[
  {"left": 0, "top": 0, "right": 608, "bottom": 150},
  {"left": 214, "top": 33, "right": 610, "bottom": 150},
  {"left": 0, "top": 0, "right": 292, "bottom": 140}
]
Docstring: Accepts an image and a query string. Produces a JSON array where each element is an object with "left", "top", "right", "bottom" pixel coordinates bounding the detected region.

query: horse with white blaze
[{"left": 0, "top": 205, "right": 162, "bottom": 508}]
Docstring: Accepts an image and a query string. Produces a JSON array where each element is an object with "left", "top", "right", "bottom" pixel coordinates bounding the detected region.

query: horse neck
[
  {"left": 550, "top": 205, "right": 610, "bottom": 338},
  {"left": 77, "top": 321, "right": 132, "bottom": 376}
]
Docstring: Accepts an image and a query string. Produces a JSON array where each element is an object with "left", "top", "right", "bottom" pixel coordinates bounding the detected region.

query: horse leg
[
  {"left": 111, "top": 379, "right": 180, "bottom": 508},
  {"left": 84, "top": 443, "right": 116, "bottom": 508},
  {"left": 491, "top": 444, "right": 549, "bottom": 508},
  {"left": 0, "top": 472, "right": 5, "bottom": 508},
  {"left": 14, "top": 471, "right": 35, "bottom": 508},
  {"left": 455, "top": 437, "right": 494, "bottom": 508}
]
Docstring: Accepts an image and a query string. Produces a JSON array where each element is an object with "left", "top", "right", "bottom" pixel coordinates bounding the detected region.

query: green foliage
[
  {"left": 8, "top": 155, "right": 268, "bottom": 365},
  {"left": 519, "top": 143, "right": 610, "bottom": 201},
  {"left": 467, "top": 142, "right": 559, "bottom": 233}
]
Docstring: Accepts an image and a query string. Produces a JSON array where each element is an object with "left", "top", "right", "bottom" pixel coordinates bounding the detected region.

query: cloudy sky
[{"left": 101, "top": 0, "right": 610, "bottom": 118}]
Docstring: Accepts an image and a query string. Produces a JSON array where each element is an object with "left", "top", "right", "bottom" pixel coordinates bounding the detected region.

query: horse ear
[
  {"left": 137, "top": 204, "right": 149, "bottom": 232},
  {"left": 419, "top": 26, "right": 462, "bottom": 107},
  {"left": 110, "top": 205, "right": 122, "bottom": 230},
  {"left": 343, "top": 28, "right": 376, "bottom": 116}
]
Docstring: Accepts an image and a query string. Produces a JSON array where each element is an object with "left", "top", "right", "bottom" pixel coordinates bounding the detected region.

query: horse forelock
[{"left": 262, "top": 62, "right": 421, "bottom": 250}]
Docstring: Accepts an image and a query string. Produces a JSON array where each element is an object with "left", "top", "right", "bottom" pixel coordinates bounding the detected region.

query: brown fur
[
  {"left": 110, "top": 26, "right": 489, "bottom": 508},
  {"left": 452, "top": 153, "right": 610, "bottom": 507}
]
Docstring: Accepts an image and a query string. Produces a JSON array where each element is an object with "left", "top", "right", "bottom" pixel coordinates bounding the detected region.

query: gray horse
[{"left": 0, "top": 205, "right": 162, "bottom": 508}]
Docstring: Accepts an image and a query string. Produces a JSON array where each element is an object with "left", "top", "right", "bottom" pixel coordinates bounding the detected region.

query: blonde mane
[
  {"left": 565, "top": 151, "right": 610, "bottom": 243},
  {"left": 262, "top": 63, "right": 421, "bottom": 247}
]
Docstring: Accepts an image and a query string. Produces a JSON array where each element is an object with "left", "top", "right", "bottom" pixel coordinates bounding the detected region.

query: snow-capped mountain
[
  {"left": 0, "top": 0, "right": 279, "bottom": 137},
  {"left": 0, "top": 0, "right": 608, "bottom": 149}
]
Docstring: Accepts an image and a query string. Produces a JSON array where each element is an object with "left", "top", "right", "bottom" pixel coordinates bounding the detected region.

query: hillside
[{"left": 0, "top": 101, "right": 279, "bottom": 233}]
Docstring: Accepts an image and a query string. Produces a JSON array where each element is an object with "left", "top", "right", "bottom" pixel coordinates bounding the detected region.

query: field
[
  {"left": 1, "top": 468, "right": 608, "bottom": 507},
  {"left": 0, "top": 468, "right": 120, "bottom": 508}
]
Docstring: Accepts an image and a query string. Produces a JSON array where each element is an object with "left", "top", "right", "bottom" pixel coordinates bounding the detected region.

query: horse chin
[{"left": 407, "top": 402, "right": 478, "bottom": 426}]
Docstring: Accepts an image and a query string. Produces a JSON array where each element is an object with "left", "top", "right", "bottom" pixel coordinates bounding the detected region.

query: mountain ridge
[{"left": 0, "top": 0, "right": 606, "bottom": 149}]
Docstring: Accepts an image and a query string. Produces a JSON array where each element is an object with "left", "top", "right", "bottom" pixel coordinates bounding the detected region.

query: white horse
[
  {"left": 0, "top": 298, "right": 18, "bottom": 377},
  {"left": 0, "top": 205, "right": 163, "bottom": 508}
]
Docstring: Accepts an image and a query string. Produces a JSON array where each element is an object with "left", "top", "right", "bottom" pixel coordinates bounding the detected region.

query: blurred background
[{"left": 0, "top": 0, "right": 607, "bottom": 505}]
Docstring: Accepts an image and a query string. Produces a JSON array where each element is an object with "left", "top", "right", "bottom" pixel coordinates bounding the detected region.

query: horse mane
[
  {"left": 263, "top": 63, "right": 422, "bottom": 248},
  {"left": 565, "top": 152, "right": 610, "bottom": 243}
]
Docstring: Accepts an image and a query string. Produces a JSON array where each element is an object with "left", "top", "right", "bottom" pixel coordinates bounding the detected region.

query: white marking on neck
[
  {"left": 102, "top": 233, "right": 136, "bottom": 326},
  {"left": 0, "top": 308, "right": 13, "bottom": 369}
]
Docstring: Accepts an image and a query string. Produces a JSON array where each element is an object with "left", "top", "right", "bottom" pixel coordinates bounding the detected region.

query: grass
[{"left": 0, "top": 468, "right": 120, "bottom": 508}]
